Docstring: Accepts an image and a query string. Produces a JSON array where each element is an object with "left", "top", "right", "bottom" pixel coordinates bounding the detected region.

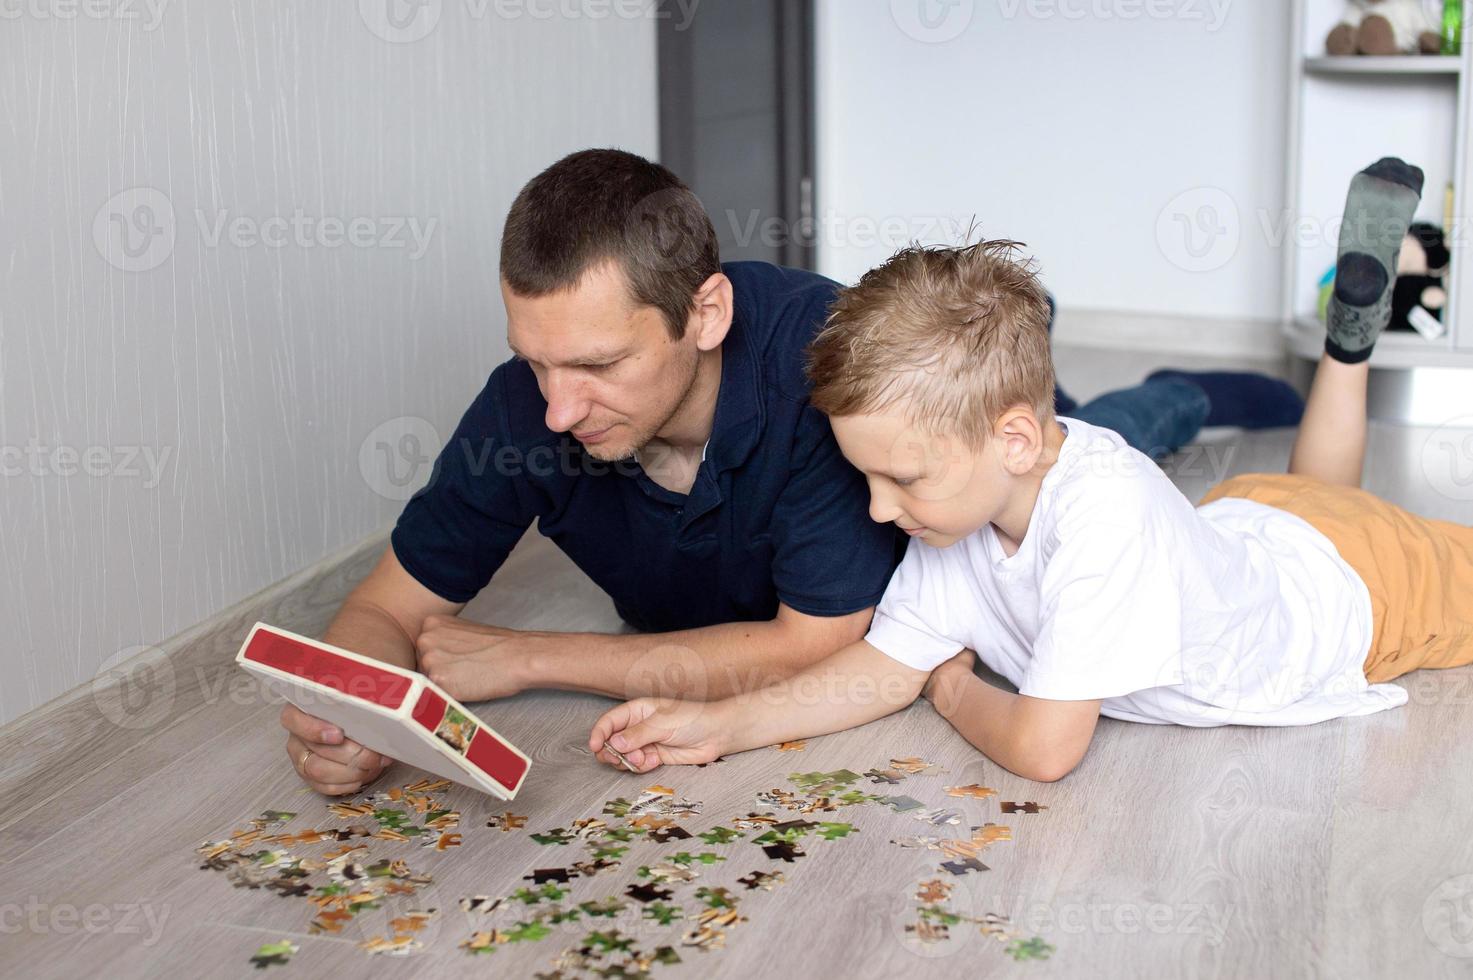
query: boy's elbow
[
  {"left": 1021, "top": 758, "right": 1077, "bottom": 783},
  {"left": 1010, "top": 742, "right": 1086, "bottom": 783},
  {"left": 1006, "top": 698, "right": 1099, "bottom": 783}
]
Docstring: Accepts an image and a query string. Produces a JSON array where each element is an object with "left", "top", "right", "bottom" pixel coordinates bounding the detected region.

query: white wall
[
  {"left": 0, "top": 2, "right": 658, "bottom": 724},
  {"left": 815, "top": 0, "right": 1291, "bottom": 320}
]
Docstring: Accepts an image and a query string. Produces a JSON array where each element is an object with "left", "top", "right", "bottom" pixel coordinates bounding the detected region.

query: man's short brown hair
[
  {"left": 500, "top": 148, "right": 721, "bottom": 339},
  {"left": 806, "top": 240, "right": 1055, "bottom": 446}
]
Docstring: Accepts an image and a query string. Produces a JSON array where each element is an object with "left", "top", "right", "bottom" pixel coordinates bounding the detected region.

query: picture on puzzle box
[{"left": 434, "top": 705, "right": 478, "bottom": 755}]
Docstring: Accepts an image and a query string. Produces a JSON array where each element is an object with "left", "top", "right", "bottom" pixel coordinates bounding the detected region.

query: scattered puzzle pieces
[
  {"left": 524, "top": 868, "right": 579, "bottom": 885},
  {"left": 460, "top": 895, "right": 502, "bottom": 914},
  {"left": 649, "top": 826, "right": 694, "bottom": 844},
  {"left": 1008, "top": 936, "right": 1056, "bottom": 961},
  {"left": 203, "top": 764, "right": 1055, "bottom": 973},
  {"left": 736, "top": 870, "right": 786, "bottom": 891},
  {"left": 624, "top": 882, "right": 673, "bottom": 904},
  {"left": 864, "top": 767, "right": 905, "bottom": 785},
  {"left": 940, "top": 856, "right": 989, "bottom": 876},
  {"left": 249, "top": 939, "right": 298, "bottom": 969},
  {"left": 889, "top": 757, "right": 941, "bottom": 775},
  {"left": 945, "top": 784, "right": 997, "bottom": 799},
  {"left": 761, "top": 841, "right": 805, "bottom": 863},
  {"left": 916, "top": 879, "right": 952, "bottom": 903}
]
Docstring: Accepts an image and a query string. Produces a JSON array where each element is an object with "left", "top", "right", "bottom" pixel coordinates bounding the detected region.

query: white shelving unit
[{"left": 1284, "top": 1, "right": 1473, "bottom": 419}]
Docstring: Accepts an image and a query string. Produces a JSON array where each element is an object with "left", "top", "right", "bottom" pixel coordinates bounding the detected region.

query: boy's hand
[
  {"left": 922, "top": 648, "right": 978, "bottom": 715},
  {"left": 588, "top": 697, "right": 729, "bottom": 773}
]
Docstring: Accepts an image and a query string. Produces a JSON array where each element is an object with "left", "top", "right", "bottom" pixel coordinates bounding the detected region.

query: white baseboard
[
  {"left": 1052, "top": 308, "right": 1288, "bottom": 360},
  {"left": 0, "top": 525, "right": 392, "bottom": 736}
]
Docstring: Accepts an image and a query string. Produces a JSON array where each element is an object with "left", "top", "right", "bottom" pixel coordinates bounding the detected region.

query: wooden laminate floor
[{"left": 4, "top": 347, "right": 1472, "bottom": 979}]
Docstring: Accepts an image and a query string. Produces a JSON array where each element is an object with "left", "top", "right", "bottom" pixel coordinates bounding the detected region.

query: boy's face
[{"left": 830, "top": 407, "right": 1015, "bottom": 549}]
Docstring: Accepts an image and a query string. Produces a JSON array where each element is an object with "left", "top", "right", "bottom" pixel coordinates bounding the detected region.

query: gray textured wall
[{"left": 0, "top": 1, "right": 658, "bottom": 724}]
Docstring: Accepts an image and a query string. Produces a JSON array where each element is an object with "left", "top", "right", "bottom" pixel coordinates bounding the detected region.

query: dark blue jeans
[
  {"left": 1068, "top": 379, "right": 1210, "bottom": 459},
  {"left": 1045, "top": 293, "right": 1209, "bottom": 458}
]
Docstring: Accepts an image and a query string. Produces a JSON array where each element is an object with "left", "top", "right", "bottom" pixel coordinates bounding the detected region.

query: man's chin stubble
[{"left": 584, "top": 443, "right": 637, "bottom": 463}]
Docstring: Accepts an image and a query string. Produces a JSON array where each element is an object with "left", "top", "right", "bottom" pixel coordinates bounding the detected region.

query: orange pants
[{"left": 1200, "top": 473, "right": 1473, "bottom": 683}]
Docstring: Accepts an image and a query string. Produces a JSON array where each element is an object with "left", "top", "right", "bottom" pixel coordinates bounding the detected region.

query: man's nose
[{"left": 542, "top": 371, "right": 588, "bottom": 433}]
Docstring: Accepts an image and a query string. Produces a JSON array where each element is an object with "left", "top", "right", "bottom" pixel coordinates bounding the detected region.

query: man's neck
[
  {"left": 635, "top": 345, "right": 724, "bottom": 496},
  {"left": 653, "top": 345, "right": 724, "bottom": 452}
]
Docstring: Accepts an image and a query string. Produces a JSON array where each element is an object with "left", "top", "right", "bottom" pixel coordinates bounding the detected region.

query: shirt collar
[
  {"left": 672, "top": 305, "right": 764, "bottom": 529},
  {"left": 702, "top": 303, "right": 764, "bottom": 475}
]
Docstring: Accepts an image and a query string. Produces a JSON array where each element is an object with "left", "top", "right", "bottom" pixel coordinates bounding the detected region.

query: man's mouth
[{"left": 573, "top": 425, "right": 614, "bottom": 445}]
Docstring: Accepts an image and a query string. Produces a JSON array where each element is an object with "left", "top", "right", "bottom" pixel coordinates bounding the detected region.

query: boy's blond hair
[{"left": 807, "top": 240, "right": 1056, "bottom": 446}]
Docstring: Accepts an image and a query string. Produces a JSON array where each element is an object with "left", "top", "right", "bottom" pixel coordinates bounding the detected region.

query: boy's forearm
[
  {"left": 713, "top": 640, "right": 928, "bottom": 754},
  {"left": 928, "top": 674, "right": 1027, "bottom": 768},
  {"left": 928, "top": 670, "right": 1088, "bottom": 782}
]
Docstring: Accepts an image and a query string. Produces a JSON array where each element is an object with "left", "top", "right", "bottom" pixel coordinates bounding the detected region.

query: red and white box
[{"left": 236, "top": 622, "right": 531, "bottom": 799}]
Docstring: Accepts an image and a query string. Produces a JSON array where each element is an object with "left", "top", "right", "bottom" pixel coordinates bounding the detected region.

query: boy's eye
[{"left": 894, "top": 477, "right": 917, "bottom": 488}]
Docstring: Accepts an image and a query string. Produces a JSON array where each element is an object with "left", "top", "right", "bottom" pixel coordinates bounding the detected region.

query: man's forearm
[
  {"left": 523, "top": 620, "right": 795, "bottom": 700},
  {"left": 322, "top": 599, "right": 419, "bottom": 672},
  {"left": 523, "top": 613, "right": 867, "bottom": 701}
]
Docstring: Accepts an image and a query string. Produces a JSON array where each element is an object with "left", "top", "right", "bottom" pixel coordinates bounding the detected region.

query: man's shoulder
[{"left": 724, "top": 261, "right": 842, "bottom": 403}]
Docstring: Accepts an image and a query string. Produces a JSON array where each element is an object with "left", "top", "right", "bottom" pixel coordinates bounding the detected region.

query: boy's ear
[
  {"left": 687, "top": 273, "right": 733, "bottom": 352},
  {"left": 993, "top": 407, "right": 1045, "bottom": 474}
]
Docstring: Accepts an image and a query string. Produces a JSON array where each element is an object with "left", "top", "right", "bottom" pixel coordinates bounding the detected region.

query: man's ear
[
  {"left": 993, "top": 407, "right": 1045, "bottom": 474},
  {"left": 687, "top": 273, "right": 733, "bottom": 352}
]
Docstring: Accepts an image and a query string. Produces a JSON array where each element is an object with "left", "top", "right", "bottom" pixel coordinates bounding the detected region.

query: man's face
[
  {"left": 503, "top": 261, "right": 700, "bottom": 461},
  {"left": 830, "top": 406, "right": 1010, "bottom": 549}
]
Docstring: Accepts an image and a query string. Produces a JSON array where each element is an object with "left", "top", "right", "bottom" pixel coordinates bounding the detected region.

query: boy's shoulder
[
  {"left": 1041, "top": 417, "right": 1196, "bottom": 530},
  {"left": 1042, "top": 418, "right": 1190, "bottom": 512}
]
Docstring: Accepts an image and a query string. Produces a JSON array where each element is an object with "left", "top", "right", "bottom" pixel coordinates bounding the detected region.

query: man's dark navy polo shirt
[{"left": 389, "top": 261, "right": 904, "bottom": 633}]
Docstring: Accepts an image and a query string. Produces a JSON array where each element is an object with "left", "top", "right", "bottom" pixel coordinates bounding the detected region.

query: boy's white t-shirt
[{"left": 865, "top": 417, "right": 1408, "bottom": 727}]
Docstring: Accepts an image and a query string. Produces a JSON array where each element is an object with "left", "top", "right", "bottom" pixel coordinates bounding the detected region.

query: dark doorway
[{"left": 657, "top": 0, "right": 816, "bottom": 270}]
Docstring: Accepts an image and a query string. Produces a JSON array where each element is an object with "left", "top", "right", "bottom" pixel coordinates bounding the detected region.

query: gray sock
[{"left": 1326, "top": 157, "right": 1424, "bottom": 364}]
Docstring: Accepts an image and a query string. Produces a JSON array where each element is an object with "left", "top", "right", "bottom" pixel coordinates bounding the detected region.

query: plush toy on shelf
[
  {"left": 1391, "top": 221, "right": 1450, "bottom": 335},
  {"left": 1326, "top": 0, "right": 1444, "bottom": 55},
  {"left": 1317, "top": 222, "right": 1449, "bottom": 339}
]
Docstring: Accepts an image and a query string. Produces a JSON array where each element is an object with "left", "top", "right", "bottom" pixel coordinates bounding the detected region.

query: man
[{"left": 281, "top": 149, "right": 1303, "bottom": 795}]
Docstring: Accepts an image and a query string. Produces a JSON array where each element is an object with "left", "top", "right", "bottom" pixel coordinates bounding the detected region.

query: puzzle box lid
[{"left": 235, "top": 622, "right": 530, "bottom": 799}]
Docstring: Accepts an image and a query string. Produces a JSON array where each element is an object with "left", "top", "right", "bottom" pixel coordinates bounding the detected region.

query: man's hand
[
  {"left": 280, "top": 703, "right": 393, "bottom": 796},
  {"left": 588, "top": 697, "right": 730, "bottom": 773},
  {"left": 415, "top": 614, "right": 537, "bottom": 701}
]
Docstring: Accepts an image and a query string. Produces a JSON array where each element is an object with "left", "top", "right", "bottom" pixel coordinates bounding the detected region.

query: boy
[{"left": 587, "top": 159, "right": 1473, "bottom": 782}]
